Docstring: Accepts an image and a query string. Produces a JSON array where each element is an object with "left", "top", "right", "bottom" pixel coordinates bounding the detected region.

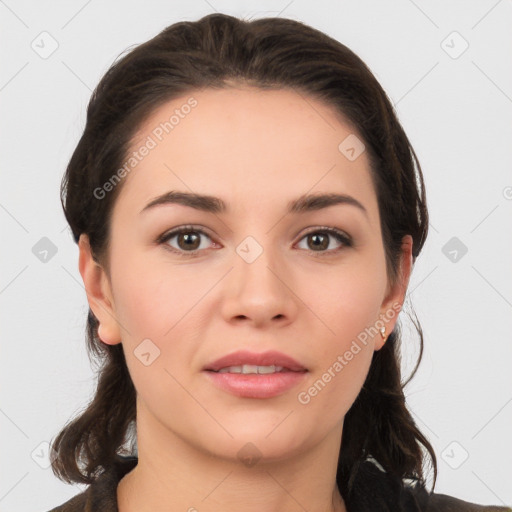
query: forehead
[{"left": 114, "top": 87, "right": 378, "bottom": 221}]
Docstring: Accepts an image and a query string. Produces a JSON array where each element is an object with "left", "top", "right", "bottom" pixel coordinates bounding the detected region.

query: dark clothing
[{"left": 47, "top": 455, "right": 511, "bottom": 512}]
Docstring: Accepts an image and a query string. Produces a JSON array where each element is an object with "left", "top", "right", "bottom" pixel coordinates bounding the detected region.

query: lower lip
[{"left": 203, "top": 370, "right": 308, "bottom": 398}]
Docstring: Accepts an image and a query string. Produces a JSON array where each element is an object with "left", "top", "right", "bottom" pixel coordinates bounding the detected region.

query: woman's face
[{"left": 80, "top": 86, "right": 411, "bottom": 463}]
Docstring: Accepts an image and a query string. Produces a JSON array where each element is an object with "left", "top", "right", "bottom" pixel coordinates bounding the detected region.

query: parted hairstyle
[{"left": 50, "top": 12, "right": 437, "bottom": 501}]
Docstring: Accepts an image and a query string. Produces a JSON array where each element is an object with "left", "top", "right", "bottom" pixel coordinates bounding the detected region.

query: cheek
[
  {"left": 298, "top": 261, "right": 385, "bottom": 347},
  {"left": 295, "top": 335, "right": 374, "bottom": 433},
  {"left": 111, "top": 250, "right": 205, "bottom": 341},
  {"left": 112, "top": 264, "right": 201, "bottom": 410},
  {"left": 290, "top": 264, "right": 384, "bottom": 415},
  {"left": 109, "top": 252, "right": 209, "bottom": 387}
]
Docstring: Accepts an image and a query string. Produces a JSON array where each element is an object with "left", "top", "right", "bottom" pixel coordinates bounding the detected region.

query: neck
[{"left": 117, "top": 402, "right": 347, "bottom": 512}]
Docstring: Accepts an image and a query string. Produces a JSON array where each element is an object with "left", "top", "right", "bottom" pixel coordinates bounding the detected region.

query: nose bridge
[
  {"left": 235, "top": 234, "right": 284, "bottom": 298},
  {"left": 221, "top": 233, "right": 295, "bottom": 325}
]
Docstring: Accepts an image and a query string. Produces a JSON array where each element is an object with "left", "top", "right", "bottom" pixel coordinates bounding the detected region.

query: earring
[{"left": 379, "top": 326, "right": 387, "bottom": 342}]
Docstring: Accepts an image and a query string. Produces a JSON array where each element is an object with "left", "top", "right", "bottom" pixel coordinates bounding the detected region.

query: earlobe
[{"left": 78, "top": 234, "right": 122, "bottom": 345}]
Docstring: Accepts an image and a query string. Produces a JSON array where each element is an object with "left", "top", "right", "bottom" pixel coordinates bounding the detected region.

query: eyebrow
[{"left": 140, "top": 190, "right": 368, "bottom": 217}]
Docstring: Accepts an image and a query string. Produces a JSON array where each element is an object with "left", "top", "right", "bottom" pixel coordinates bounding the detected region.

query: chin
[{"left": 206, "top": 423, "right": 311, "bottom": 459}]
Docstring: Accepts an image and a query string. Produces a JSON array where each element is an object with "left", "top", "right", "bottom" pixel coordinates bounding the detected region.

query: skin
[{"left": 79, "top": 86, "right": 413, "bottom": 512}]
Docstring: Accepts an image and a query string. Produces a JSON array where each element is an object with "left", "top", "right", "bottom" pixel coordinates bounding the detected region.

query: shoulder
[
  {"left": 347, "top": 459, "right": 512, "bottom": 512},
  {"left": 419, "top": 490, "right": 512, "bottom": 512},
  {"left": 46, "top": 455, "right": 138, "bottom": 512},
  {"left": 46, "top": 488, "right": 89, "bottom": 512}
]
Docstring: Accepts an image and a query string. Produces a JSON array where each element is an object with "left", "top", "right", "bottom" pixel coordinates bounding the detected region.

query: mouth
[
  {"left": 202, "top": 350, "right": 308, "bottom": 398},
  {"left": 203, "top": 349, "right": 308, "bottom": 373},
  {"left": 203, "top": 367, "right": 308, "bottom": 399},
  {"left": 208, "top": 364, "right": 305, "bottom": 375}
]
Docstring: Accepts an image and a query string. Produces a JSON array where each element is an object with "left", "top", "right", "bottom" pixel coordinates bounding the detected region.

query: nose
[{"left": 220, "top": 242, "right": 298, "bottom": 329}]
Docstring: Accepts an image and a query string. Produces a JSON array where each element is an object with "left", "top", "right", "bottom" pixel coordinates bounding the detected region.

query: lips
[{"left": 203, "top": 350, "right": 308, "bottom": 373}]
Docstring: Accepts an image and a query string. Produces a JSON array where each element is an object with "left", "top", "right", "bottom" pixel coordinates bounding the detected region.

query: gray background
[{"left": 1, "top": 0, "right": 511, "bottom": 510}]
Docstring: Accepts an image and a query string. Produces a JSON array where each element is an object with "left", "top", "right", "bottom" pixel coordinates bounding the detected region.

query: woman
[{"left": 47, "top": 13, "right": 511, "bottom": 512}]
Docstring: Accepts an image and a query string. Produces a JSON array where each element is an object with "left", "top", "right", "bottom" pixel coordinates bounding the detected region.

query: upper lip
[{"left": 203, "top": 350, "right": 308, "bottom": 372}]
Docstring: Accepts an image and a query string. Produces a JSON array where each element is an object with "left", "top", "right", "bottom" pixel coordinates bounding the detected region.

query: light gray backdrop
[{"left": 1, "top": 1, "right": 511, "bottom": 510}]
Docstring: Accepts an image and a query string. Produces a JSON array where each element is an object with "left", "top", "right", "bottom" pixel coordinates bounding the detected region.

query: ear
[
  {"left": 78, "top": 234, "right": 122, "bottom": 345},
  {"left": 374, "top": 235, "right": 413, "bottom": 351}
]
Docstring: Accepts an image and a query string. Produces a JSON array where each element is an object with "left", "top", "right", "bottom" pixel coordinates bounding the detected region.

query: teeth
[{"left": 217, "top": 365, "right": 285, "bottom": 374}]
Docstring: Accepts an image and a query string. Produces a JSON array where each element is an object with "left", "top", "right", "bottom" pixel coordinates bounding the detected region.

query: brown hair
[{"left": 51, "top": 12, "right": 437, "bottom": 500}]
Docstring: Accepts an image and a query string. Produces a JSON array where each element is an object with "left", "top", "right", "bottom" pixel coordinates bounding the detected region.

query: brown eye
[
  {"left": 159, "top": 227, "right": 214, "bottom": 254},
  {"left": 296, "top": 228, "right": 352, "bottom": 254},
  {"left": 176, "top": 232, "right": 201, "bottom": 250},
  {"left": 307, "top": 233, "right": 329, "bottom": 251}
]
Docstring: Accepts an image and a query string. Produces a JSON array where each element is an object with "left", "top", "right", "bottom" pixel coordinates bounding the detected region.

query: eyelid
[
  {"left": 295, "top": 226, "right": 353, "bottom": 255},
  {"left": 156, "top": 225, "right": 216, "bottom": 250},
  {"left": 157, "top": 224, "right": 352, "bottom": 256}
]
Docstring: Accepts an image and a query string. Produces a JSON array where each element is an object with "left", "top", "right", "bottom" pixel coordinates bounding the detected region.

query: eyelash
[{"left": 157, "top": 225, "right": 353, "bottom": 258}]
